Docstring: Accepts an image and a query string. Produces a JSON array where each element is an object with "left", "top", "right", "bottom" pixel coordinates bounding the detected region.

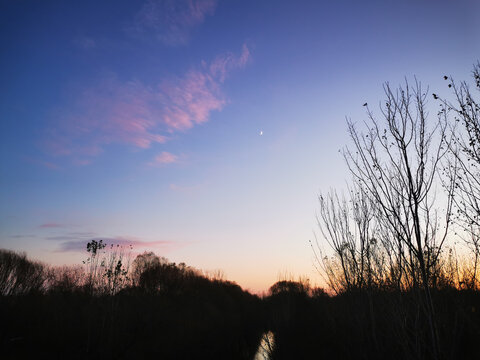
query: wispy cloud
[
  {"left": 72, "top": 159, "right": 92, "bottom": 166},
  {"left": 45, "top": 231, "right": 97, "bottom": 242},
  {"left": 55, "top": 236, "right": 179, "bottom": 253},
  {"left": 209, "top": 44, "right": 251, "bottom": 82},
  {"left": 159, "top": 69, "right": 224, "bottom": 131},
  {"left": 23, "top": 156, "right": 61, "bottom": 170},
  {"left": 149, "top": 151, "right": 178, "bottom": 166},
  {"left": 39, "top": 223, "right": 64, "bottom": 228},
  {"left": 132, "top": 0, "right": 217, "bottom": 46},
  {"left": 67, "top": 231, "right": 97, "bottom": 237},
  {"left": 169, "top": 182, "right": 204, "bottom": 194},
  {"left": 74, "top": 36, "right": 96, "bottom": 49},
  {"left": 40, "top": 161, "right": 60, "bottom": 170},
  {"left": 45, "top": 76, "right": 168, "bottom": 159},
  {"left": 10, "top": 234, "right": 37, "bottom": 239},
  {"left": 45, "top": 45, "right": 250, "bottom": 164}
]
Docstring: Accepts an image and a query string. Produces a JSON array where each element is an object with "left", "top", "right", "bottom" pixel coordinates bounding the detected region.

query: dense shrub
[
  {"left": 0, "top": 248, "right": 264, "bottom": 359},
  {"left": 0, "top": 249, "right": 46, "bottom": 295}
]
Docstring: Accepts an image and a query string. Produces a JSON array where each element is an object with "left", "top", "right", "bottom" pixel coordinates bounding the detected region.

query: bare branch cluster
[{"left": 313, "top": 64, "right": 480, "bottom": 359}]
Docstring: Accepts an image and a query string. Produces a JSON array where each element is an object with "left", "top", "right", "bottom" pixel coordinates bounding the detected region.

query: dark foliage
[
  {"left": 0, "top": 249, "right": 45, "bottom": 296},
  {"left": 264, "top": 281, "right": 480, "bottom": 360},
  {"left": 0, "top": 249, "right": 264, "bottom": 360},
  {"left": 1, "top": 249, "right": 480, "bottom": 359}
]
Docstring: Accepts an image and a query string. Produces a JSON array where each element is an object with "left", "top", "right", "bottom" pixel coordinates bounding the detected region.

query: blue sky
[{"left": 1, "top": 0, "right": 479, "bottom": 292}]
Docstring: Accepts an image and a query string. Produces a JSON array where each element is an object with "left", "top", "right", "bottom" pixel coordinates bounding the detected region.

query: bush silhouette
[
  {"left": 0, "top": 248, "right": 265, "bottom": 359},
  {"left": 0, "top": 249, "right": 46, "bottom": 296}
]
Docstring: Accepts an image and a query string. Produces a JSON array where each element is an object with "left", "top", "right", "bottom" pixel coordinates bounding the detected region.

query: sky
[{"left": 1, "top": 0, "right": 479, "bottom": 293}]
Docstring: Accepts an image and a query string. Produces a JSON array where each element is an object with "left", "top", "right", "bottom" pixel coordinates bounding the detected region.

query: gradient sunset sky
[{"left": 1, "top": 0, "right": 479, "bottom": 292}]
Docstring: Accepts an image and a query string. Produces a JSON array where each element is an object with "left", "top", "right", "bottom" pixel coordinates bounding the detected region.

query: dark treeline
[
  {"left": 0, "top": 246, "right": 265, "bottom": 359},
  {"left": 3, "top": 63, "right": 480, "bottom": 359},
  {"left": 265, "top": 280, "right": 480, "bottom": 359},
  {"left": 1, "top": 244, "right": 480, "bottom": 359}
]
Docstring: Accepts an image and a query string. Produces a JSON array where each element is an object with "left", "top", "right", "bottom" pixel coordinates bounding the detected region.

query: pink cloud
[
  {"left": 209, "top": 44, "right": 251, "bottom": 83},
  {"left": 39, "top": 223, "right": 64, "bottom": 228},
  {"left": 149, "top": 151, "right": 178, "bottom": 166},
  {"left": 133, "top": 0, "right": 217, "bottom": 45},
  {"left": 160, "top": 70, "right": 225, "bottom": 131},
  {"left": 45, "top": 45, "right": 250, "bottom": 164},
  {"left": 55, "top": 236, "right": 181, "bottom": 253},
  {"left": 45, "top": 76, "right": 168, "bottom": 158}
]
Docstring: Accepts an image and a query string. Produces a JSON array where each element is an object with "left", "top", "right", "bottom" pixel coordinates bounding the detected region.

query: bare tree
[
  {"left": 342, "top": 80, "right": 454, "bottom": 359},
  {"left": 83, "top": 240, "right": 132, "bottom": 294},
  {"left": 442, "top": 62, "right": 480, "bottom": 289},
  {"left": 103, "top": 243, "right": 132, "bottom": 295},
  {"left": 312, "top": 183, "right": 385, "bottom": 293}
]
